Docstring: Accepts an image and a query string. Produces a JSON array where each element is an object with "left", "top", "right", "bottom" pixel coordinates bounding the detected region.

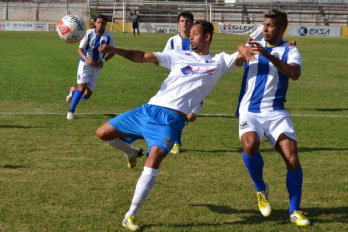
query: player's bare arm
[
  {"left": 248, "top": 42, "right": 301, "bottom": 80},
  {"left": 99, "top": 45, "right": 157, "bottom": 63}
]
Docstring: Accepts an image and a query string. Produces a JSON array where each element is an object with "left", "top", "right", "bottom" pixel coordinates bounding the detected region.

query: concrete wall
[{"left": 0, "top": 2, "right": 88, "bottom": 21}]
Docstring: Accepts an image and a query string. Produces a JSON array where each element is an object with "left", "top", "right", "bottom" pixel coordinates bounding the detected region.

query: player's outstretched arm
[{"left": 99, "top": 45, "right": 157, "bottom": 64}]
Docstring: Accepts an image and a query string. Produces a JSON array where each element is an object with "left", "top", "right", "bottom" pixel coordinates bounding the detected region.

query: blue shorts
[{"left": 108, "top": 104, "right": 186, "bottom": 155}]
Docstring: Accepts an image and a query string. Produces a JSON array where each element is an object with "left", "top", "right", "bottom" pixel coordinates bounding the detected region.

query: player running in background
[
  {"left": 163, "top": 11, "right": 201, "bottom": 154},
  {"left": 66, "top": 14, "right": 115, "bottom": 120},
  {"left": 96, "top": 20, "right": 247, "bottom": 231},
  {"left": 236, "top": 9, "right": 310, "bottom": 226}
]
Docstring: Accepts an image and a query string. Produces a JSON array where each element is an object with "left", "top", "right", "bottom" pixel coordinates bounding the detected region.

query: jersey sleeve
[
  {"left": 79, "top": 29, "right": 90, "bottom": 49},
  {"left": 220, "top": 52, "right": 239, "bottom": 73},
  {"left": 109, "top": 33, "right": 115, "bottom": 47},
  {"left": 287, "top": 46, "right": 302, "bottom": 66},
  {"left": 163, "top": 38, "right": 173, "bottom": 52},
  {"left": 154, "top": 51, "right": 172, "bottom": 70}
]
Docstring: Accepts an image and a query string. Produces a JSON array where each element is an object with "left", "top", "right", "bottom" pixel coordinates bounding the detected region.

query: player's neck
[{"left": 180, "top": 32, "right": 189, "bottom": 39}]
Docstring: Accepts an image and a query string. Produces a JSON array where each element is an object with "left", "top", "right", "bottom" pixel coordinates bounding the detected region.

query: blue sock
[
  {"left": 69, "top": 89, "right": 83, "bottom": 113},
  {"left": 175, "top": 130, "right": 182, "bottom": 145},
  {"left": 286, "top": 167, "right": 303, "bottom": 214},
  {"left": 242, "top": 151, "right": 266, "bottom": 192}
]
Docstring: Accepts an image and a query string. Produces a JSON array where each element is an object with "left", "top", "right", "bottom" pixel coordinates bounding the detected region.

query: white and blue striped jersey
[
  {"left": 163, "top": 34, "right": 191, "bottom": 52},
  {"left": 79, "top": 28, "right": 115, "bottom": 62},
  {"left": 237, "top": 39, "right": 301, "bottom": 116}
]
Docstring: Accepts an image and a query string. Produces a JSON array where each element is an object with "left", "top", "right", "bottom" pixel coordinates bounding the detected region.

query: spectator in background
[{"left": 131, "top": 10, "right": 140, "bottom": 37}]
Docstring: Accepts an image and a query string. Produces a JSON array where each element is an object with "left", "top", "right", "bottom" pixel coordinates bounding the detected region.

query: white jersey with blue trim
[
  {"left": 163, "top": 34, "right": 191, "bottom": 52},
  {"left": 149, "top": 50, "right": 239, "bottom": 115},
  {"left": 79, "top": 29, "right": 115, "bottom": 62},
  {"left": 237, "top": 39, "right": 302, "bottom": 116}
]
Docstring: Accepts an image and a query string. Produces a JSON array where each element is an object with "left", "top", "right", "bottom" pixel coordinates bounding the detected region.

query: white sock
[
  {"left": 106, "top": 138, "right": 138, "bottom": 157},
  {"left": 126, "top": 167, "right": 158, "bottom": 217}
]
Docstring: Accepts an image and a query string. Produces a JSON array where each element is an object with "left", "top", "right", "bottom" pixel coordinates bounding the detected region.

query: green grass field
[{"left": 0, "top": 31, "right": 347, "bottom": 232}]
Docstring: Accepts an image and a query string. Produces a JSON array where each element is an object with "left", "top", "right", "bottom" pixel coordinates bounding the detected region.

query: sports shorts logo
[
  {"left": 163, "top": 138, "right": 173, "bottom": 149},
  {"left": 240, "top": 121, "right": 249, "bottom": 129}
]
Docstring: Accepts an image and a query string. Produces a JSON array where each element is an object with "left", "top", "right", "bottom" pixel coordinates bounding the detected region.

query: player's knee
[
  {"left": 286, "top": 156, "right": 300, "bottom": 169},
  {"left": 95, "top": 127, "right": 107, "bottom": 140}
]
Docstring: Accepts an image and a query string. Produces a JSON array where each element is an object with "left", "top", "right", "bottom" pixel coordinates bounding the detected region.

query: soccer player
[
  {"left": 236, "top": 9, "right": 310, "bottom": 226},
  {"left": 163, "top": 11, "right": 200, "bottom": 154},
  {"left": 66, "top": 14, "right": 115, "bottom": 120},
  {"left": 96, "top": 20, "right": 247, "bottom": 231}
]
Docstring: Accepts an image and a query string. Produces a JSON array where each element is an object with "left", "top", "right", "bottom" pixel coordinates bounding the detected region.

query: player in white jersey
[
  {"left": 163, "top": 11, "right": 201, "bottom": 154},
  {"left": 236, "top": 9, "right": 310, "bottom": 226},
  {"left": 66, "top": 14, "right": 115, "bottom": 120},
  {"left": 96, "top": 20, "right": 247, "bottom": 231}
]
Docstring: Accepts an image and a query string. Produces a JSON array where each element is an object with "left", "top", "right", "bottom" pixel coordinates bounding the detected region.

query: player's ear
[{"left": 205, "top": 33, "right": 211, "bottom": 44}]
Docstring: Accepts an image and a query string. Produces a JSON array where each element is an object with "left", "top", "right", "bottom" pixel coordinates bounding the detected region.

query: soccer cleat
[
  {"left": 66, "top": 86, "right": 76, "bottom": 103},
  {"left": 170, "top": 144, "right": 182, "bottom": 154},
  {"left": 122, "top": 215, "right": 141, "bottom": 231},
  {"left": 290, "top": 210, "right": 310, "bottom": 226},
  {"left": 256, "top": 185, "right": 272, "bottom": 217},
  {"left": 66, "top": 112, "right": 74, "bottom": 120},
  {"left": 127, "top": 148, "right": 143, "bottom": 169}
]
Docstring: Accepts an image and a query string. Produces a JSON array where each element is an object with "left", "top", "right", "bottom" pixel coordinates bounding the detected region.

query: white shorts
[
  {"left": 77, "top": 60, "right": 101, "bottom": 91},
  {"left": 238, "top": 110, "right": 297, "bottom": 147}
]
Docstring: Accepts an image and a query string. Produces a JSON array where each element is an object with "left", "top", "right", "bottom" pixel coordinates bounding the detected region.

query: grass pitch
[{"left": 0, "top": 31, "right": 347, "bottom": 232}]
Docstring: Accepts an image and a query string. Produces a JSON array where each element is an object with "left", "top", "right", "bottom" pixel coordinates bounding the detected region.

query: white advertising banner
[
  {"left": 139, "top": 23, "right": 178, "bottom": 34},
  {"left": 0, "top": 22, "right": 57, "bottom": 31},
  {"left": 288, "top": 26, "right": 340, "bottom": 37},
  {"left": 218, "top": 23, "right": 259, "bottom": 35}
]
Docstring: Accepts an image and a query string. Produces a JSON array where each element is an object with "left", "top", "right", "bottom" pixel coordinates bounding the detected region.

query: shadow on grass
[
  {"left": 0, "top": 125, "right": 35, "bottom": 129},
  {"left": 315, "top": 108, "right": 348, "bottom": 112},
  {"left": 142, "top": 205, "right": 348, "bottom": 230},
  {"left": 184, "top": 146, "right": 348, "bottom": 154},
  {"left": 0, "top": 164, "right": 28, "bottom": 169}
]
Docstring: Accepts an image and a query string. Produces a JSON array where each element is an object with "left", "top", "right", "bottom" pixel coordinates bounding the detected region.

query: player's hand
[
  {"left": 99, "top": 44, "right": 109, "bottom": 53},
  {"left": 237, "top": 44, "right": 256, "bottom": 62}
]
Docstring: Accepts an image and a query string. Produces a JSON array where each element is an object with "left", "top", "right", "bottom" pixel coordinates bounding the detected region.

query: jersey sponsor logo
[
  {"left": 181, "top": 65, "right": 215, "bottom": 76},
  {"left": 240, "top": 121, "right": 249, "bottom": 129}
]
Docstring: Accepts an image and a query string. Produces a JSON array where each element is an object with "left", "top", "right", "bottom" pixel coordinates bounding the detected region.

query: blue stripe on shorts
[{"left": 108, "top": 104, "right": 186, "bottom": 155}]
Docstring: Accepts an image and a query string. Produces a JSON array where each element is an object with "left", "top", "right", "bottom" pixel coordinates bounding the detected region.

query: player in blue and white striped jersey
[
  {"left": 66, "top": 14, "right": 115, "bottom": 120},
  {"left": 236, "top": 9, "right": 310, "bottom": 226}
]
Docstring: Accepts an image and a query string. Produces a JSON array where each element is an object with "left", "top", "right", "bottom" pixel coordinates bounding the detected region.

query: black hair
[
  {"left": 177, "top": 11, "right": 194, "bottom": 23},
  {"left": 264, "top": 9, "right": 288, "bottom": 28},
  {"left": 96, "top": 14, "right": 107, "bottom": 22}
]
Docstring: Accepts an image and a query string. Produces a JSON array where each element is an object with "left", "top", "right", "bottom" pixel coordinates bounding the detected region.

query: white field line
[{"left": 0, "top": 112, "right": 348, "bottom": 118}]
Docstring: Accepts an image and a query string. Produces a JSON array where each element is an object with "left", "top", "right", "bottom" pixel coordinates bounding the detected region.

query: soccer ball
[{"left": 57, "top": 15, "right": 86, "bottom": 43}]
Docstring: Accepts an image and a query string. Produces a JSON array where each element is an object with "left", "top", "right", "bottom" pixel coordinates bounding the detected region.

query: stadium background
[{"left": 1, "top": 0, "right": 348, "bottom": 37}]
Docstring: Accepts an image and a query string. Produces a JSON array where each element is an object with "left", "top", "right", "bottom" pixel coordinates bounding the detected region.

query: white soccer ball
[{"left": 57, "top": 15, "right": 86, "bottom": 43}]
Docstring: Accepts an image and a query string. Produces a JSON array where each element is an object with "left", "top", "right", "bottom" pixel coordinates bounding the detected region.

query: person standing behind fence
[{"left": 131, "top": 11, "right": 140, "bottom": 37}]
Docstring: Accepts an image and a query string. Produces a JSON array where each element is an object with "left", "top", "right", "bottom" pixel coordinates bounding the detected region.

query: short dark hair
[
  {"left": 177, "top": 11, "right": 194, "bottom": 23},
  {"left": 96, "top": 14, "right": 107, "bottom": 22},
  {"left": 193, "top": 20, "right": 214, "bottom": 44},
  {"left": 264, "top": 9, "right": 288, "bottom": 28}
]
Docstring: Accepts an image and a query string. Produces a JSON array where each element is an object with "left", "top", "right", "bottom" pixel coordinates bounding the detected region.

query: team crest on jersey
[
  {"left": 272, "top": 52, "right": 281, "bottom": 59},
  {"left": 240, "top": 121, "right": 249, "bottom": 129},
  {"left": 163, "top": 137, "right": 173, "bottom": 149},
  {"left": 181, "top": 65, "right": 215, "bottom": 76}
]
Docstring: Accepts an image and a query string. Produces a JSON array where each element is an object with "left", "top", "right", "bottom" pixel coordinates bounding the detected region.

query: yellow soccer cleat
[
  {"left": 290, "top": 210, "right": 310, "bottom": 226},
  {"left": 256, "top": 185, "right": 272, "bottom": 217},
  {"left": 122, "top": 215, "right": 141, "bottom": 231},
  {"left": 170, "top": 144, "right": 182, "bottom": 154}
]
